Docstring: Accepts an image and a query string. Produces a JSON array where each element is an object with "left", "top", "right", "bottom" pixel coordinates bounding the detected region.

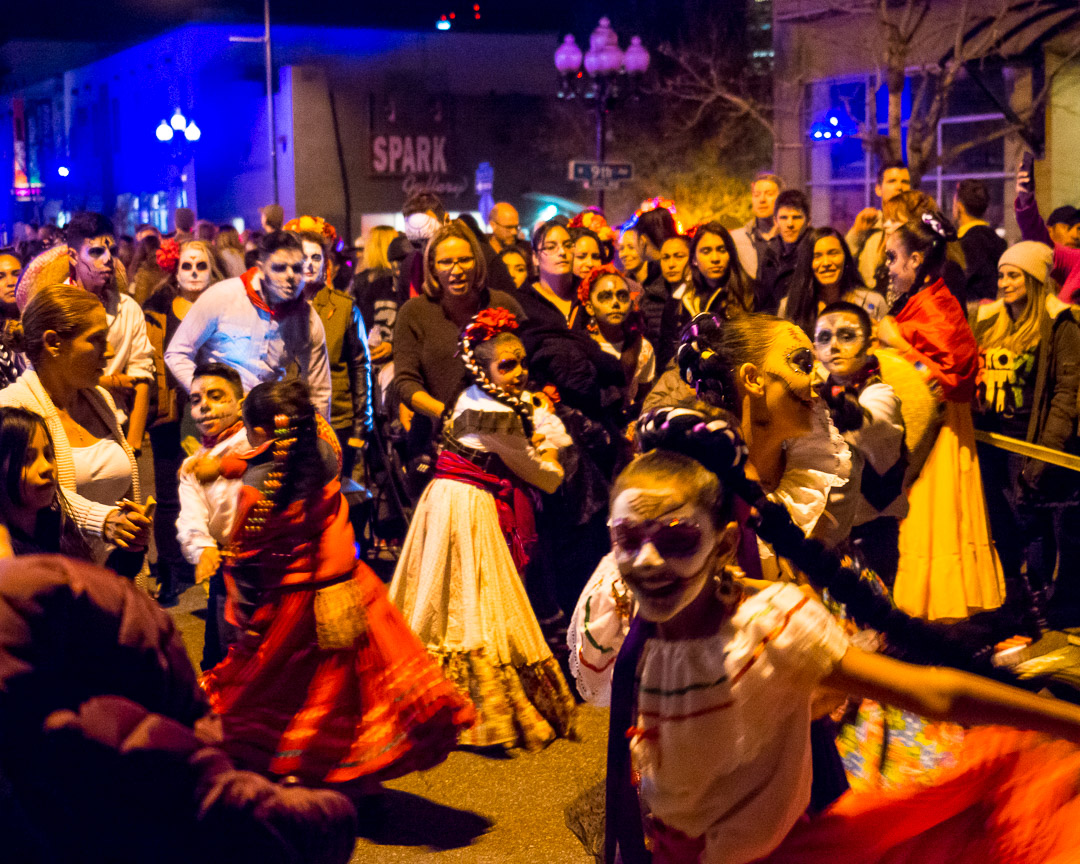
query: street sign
[{"left": 568, "top": 161, "right": 634, "bottom": 189}]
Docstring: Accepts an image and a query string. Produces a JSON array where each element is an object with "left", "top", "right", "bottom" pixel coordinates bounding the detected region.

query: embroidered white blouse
[
  {"left": 633, "top": 582, "right": 849, "bottom": 864},
  {"left": 450, "top": 385, "right": 570, "bottom": 494}
]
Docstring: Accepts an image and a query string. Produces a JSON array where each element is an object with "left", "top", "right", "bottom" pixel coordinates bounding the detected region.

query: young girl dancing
[
  {"left": 605, "top": 406, "right": 1080, "bottom": 864},
  {"left": 200, "top": 380, "right": 474, "bottom": 787},
  {"left": 388, "top": 308, "right": 578, "bottom": 751}
]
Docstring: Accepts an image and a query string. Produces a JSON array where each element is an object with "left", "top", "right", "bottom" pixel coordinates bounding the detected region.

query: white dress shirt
[
  {"left": 176, "top": 425, "right": 249, "bottom": 564},
  {"left": 164, "top": 274, "right": 332, "bottom": 418}
]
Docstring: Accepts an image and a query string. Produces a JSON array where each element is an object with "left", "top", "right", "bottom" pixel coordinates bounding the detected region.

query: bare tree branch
[{"left": 650, "top": 25, "right": 775, "bottom": 137}]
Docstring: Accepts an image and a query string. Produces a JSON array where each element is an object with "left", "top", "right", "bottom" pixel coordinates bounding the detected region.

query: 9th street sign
[{"left": 568, "top": 160, "right": 634, "bottom": 189}]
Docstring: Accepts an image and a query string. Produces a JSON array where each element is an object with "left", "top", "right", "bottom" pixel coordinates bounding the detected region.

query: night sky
[{"left": 4, "top": 0, "right": 679, "bottom": 41}]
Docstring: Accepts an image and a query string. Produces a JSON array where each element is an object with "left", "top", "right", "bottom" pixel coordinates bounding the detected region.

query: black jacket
[
  {"left": 757, "top": 232, "right": 808, "bottom": 315},
  {"left": 515, "top": 281, "right": 626, "bottom": 424}
]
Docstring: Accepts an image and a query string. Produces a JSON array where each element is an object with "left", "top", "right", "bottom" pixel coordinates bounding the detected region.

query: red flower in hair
[
  {"left": 577, "top": 263, "right": 624, "bottom": 307},
  {"left": 156, "top": 238, "right": 180, "bottom": 274},
  {"left": 463, "top": 307, "right": 519, "bottom": 344}
]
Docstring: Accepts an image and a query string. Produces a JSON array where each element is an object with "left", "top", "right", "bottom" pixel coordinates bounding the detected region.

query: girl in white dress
[
  {"left": 604, "top": 406, "right": 1080, "bottom": 864},
  {"left": 388, "top": 308, "right": 577, "bottom": 751}
]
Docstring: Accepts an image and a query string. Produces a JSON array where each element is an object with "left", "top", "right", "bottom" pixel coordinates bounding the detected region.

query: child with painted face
[
  {"left": 388, "top": 309, "right": 579, "bottom": 752},
  {"left": 814, "top": 301, "right": 907, "bottom": 582},
  {"left": 579, "top": 265, "right": 657, "bottom": 413},
  {"left": 145, "top": 239, "right": 225, "bottom": 603},
  {"left": 176, "top": 362, "right": 249, "bottom": 668},
  {"left": 604, "top": 405, "right": 1080, "bottom": 864},
  {"left": 0, "top": 406, "right": 92, "bottom": 559}
]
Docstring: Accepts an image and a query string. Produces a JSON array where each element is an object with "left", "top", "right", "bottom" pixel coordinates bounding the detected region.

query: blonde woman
[
  {"left": 353, "top": 225, "right": 403, "bottom": 364},
  {"left": 973, "top": 241, "right": 1080, "bottom": 626}
]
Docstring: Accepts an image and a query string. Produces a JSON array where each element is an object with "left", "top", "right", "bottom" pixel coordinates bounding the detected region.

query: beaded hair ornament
[
  {"left": 676, "top": 312, "right": 738, "bottom": 410},
  {"left": 458, "top": 308, "right": 534, "bottom": 436},
  {"left": 241, "top": 412, "right": 295, "bottom": 540}
]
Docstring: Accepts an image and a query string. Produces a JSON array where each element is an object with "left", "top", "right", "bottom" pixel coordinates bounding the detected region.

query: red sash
[{"left": 433, "top": 450, "right": 537, "bottom": 574}]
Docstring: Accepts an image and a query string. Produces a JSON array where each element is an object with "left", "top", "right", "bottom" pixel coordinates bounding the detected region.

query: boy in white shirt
[
  {"left": 175, "top": 362, "right": 248, "bottom": 669},
  {"left": 814, "top": 301, "right": 907, "bottom": 585}
]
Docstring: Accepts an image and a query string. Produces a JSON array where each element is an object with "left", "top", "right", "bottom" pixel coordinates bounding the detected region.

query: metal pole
[
  {"left": 264, "top": 0, "right": 279, "bottom": 204},
  {"left": 596, "top": 78, "right": 607, "bottom": 213}
]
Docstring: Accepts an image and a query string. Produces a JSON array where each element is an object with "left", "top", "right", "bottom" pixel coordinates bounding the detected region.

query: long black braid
[
  {"left": 444, "top": 311, "right": 535, "bottom": 438},
  {"left": 635, "top": 406, "right": 1021, "bottom": 673}
]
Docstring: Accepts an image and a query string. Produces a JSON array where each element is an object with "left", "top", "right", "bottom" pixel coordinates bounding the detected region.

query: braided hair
[
  {"left": 450, "top": 308, "right": 535, "bottom": 437},
  {"left": 675, "top": 310, "right": 789, "bottom": 411},
  {"left": 630, "top": 405, "right": 1012, "bottom": 671},
  {"left": 241, "top": 380, "right": 322, "bottom": 515}
]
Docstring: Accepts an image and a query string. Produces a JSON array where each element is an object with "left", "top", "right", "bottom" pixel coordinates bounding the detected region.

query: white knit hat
[{"left": 999, "top": 240, "right": 1053, "bottom": 285}]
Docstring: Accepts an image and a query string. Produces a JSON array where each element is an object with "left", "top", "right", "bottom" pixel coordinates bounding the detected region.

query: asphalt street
[{"left": 168, "top": 582, "right": 607, "bottom": 863}]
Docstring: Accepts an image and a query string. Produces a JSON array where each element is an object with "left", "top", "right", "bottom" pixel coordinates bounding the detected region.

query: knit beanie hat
[{"left": 999, "top": 240, "right": 1052, "bottom": 284}]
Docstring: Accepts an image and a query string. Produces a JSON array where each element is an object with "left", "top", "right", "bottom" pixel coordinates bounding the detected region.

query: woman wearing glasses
[
  {"left": 392, "top": 221, "right": 522, "bottom": 456},
  {"left": 144, "top": 239, "right": 223, "bottom": 603}
]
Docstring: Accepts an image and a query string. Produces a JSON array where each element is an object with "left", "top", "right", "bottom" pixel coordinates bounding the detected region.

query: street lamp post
[
  {"left": 155, "top": 110, "right": 201, "bottom": 212},
  {"left": 554, "top": 18, "right": 650, "bottom": 213},
  {"left": 230, "top": 0, "right": 278, "bottom": 204}
]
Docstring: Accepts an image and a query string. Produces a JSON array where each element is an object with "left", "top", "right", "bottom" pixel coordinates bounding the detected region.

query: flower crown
[
  {"left": 156, "top": 238, "right": 180, "bottom": 274},
  {"left": 284, "top": 215, "right": 338, "bottom": 245},
  {"left": 568, "top": 209, "right": 616, "bottom": 245},
  {"left": 623, "top": 196, "right": 685, "bottom": 234},
  {"left": 577, "top": 263, "right": 626, "bottom": 307},
  {"left": 461, "top": 307, "right": 519, "bottom": 346}
]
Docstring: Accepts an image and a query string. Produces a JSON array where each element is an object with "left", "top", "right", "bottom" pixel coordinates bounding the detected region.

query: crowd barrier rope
[{"left": 974, "top": 430, "right": 1080, "bottom": 474}]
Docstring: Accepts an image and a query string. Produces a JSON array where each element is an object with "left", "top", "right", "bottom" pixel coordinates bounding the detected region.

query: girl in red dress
[{"left": 200, "top": 380, "right": 474, "bottom": 786}]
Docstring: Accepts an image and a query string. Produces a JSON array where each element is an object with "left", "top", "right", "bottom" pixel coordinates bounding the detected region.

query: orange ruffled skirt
[
  {"left": 893, "top": 402, "right": 1005, "bottom": 620},
  {"left": 201, "top": 558, "right": 476, "bottom": 785},
  {"left": 756, "top": 727, "right": 1080, "bottom": 864}
]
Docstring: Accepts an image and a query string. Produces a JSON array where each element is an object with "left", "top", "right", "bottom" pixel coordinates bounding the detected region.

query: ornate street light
[{"left": 554, "top": 17, "right": 649, "bottom": 211}]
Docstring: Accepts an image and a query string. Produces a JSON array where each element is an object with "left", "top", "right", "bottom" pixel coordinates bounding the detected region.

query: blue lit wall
[{"left": 2, "top": 23, "right": 565, "bottom": 235}]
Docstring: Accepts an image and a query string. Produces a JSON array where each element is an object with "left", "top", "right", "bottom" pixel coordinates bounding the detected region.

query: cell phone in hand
[
  {"left": 142, "top": 496, "right": 157, "bottom": 522},
  {"left": 1019, "top": 151, "right": 1035, "bottom": 194}
]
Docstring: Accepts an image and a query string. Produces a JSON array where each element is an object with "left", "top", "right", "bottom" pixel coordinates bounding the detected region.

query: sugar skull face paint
[
  {"left": 760, "top": 323, "right": 816, "bottom": 436},
  {"left": 814, "top": 311, "right": 868, "bottom": 379}
]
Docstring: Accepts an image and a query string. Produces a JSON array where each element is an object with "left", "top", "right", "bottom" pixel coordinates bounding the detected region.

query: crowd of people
[{"left": 0, "top": 152, "right": 1079, "bottom": 863}]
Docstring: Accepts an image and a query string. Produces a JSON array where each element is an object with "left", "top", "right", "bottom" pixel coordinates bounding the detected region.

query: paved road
[{"left": 169, "top": 583, "right": 606, "bottom": 863}]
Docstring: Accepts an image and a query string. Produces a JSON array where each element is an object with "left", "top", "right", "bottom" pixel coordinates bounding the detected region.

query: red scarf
[
  {"left": 241, "top": 267, "right": 305, "bottom": 319},
  {"left": 200, "top": 419, "right": 245, "bottom": 449},
  {"left": 433, "top": 450, "right": 537, "bottom": 574}
]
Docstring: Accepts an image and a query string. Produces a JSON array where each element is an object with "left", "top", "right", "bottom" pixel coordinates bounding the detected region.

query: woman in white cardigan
[{"left": 0, "top": 284, "right": 151, "bottom": 563}]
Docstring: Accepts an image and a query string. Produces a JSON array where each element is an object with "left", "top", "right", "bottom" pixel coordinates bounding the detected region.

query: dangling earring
[{"left": 713, "top": 563, "right": 745, "bottom": 612}]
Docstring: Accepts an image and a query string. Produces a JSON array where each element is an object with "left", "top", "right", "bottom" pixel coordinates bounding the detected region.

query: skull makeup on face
[
  {"left": 177, "top": 245, "right": 213, "bottom": 295},
  {"left": 760, "top": 323, "right": 817, "bottom": 437},
  {"left": 814, "top": 310, "right": 869, "bottom": 380}
]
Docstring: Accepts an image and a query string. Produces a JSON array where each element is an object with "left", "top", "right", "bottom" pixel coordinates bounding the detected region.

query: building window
[{"left": 805, "top": 69, "right": 1013, "bottom": 230}]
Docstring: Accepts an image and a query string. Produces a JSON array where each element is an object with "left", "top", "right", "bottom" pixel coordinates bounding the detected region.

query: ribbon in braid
[
  {"left": 242, "top": 412, "right": 295, "bottom": 541},
  {"left": 676, "top": 312, "right": 738, "bottom": 410},
  {"left": 457, "top": 308, "right": 534, "bottom": 437}
]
